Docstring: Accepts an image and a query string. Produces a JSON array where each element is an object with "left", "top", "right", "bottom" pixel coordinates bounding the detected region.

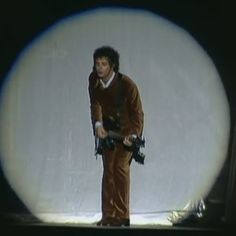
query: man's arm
[
  {"left": 88, "top": 73, "right": 102, "bottom": 133},
  {"left": 125, "top": 79, "right": 144, "bottom": 137},
  {"left": 88, "top": 73, "right": 107, "bottom": 138}
]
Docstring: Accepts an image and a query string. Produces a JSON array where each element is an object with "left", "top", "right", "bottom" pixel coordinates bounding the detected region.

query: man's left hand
[{"left": 123, "top": 135, "right": 134, "bottom": 147}]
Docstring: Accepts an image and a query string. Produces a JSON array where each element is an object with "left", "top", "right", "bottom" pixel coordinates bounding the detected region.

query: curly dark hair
[{"left": 93, "top": 46, "right": 120, "bottom": 73}]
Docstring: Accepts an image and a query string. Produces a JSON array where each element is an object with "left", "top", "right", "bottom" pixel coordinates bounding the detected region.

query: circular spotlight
[{"left": 0, "top": 8, "right": 230, "bottom": 225}]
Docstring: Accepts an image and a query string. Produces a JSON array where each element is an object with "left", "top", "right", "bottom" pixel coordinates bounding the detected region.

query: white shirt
[{"left": 99, "top": 72, "right": 115, "bottom": 89}]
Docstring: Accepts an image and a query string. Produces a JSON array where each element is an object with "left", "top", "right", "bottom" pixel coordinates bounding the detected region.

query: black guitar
[{"left": 95, "top": 130, "right": 145, "bottom": 165}]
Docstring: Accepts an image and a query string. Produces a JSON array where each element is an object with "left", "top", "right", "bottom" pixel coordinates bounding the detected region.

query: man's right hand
[{"left": 95, "top": 126, "right": 108, "bottom": 139}]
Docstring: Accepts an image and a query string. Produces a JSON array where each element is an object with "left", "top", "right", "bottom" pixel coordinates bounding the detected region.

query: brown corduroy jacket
[{"left": 88, "top": 72, "right": 144, "bottom": 136}]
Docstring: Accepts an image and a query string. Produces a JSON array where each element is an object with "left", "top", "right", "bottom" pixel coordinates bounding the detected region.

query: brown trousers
[{"left": 101, "top": 144, "right": 132, "bottom": 220}]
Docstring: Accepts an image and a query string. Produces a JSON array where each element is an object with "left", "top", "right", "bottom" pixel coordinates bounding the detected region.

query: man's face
[{"left": 95, "top": 57, "right": 113, "bottom": 79}]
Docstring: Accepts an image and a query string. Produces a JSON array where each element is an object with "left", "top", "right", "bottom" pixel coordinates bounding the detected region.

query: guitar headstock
[{"left": 132, "top": 136, "right": 145, "bottom": 148}]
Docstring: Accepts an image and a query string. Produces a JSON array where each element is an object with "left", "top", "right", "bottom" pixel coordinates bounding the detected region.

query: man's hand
[
  {"left": 123, "top": 135, "right": 134, "bottom": 147},
  {"left": 95, "top": 126, "right": 108, "bottom": 139}
]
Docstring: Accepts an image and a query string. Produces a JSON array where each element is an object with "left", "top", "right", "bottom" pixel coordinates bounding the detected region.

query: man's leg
[
  {"left": 113, "top": 145, "right": 132, "bottom": 224},
  {"left": 100, "top": 148, "right": 116, "bottom": 221}
]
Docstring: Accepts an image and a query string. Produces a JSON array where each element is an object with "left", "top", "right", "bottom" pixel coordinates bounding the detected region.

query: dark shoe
[
  {"left": 96, "top": 217, "right": 115, "bottom": 226},
  {"left": 110, "top": 218, "right": 130, "bottom": 227}
]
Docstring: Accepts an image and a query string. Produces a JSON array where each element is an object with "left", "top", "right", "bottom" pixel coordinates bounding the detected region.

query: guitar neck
[
  {"left": 107, "top": 130, "right": 145, "bottom": 148},
  {"left": 108, "top": 130, "right": 124, "bottom": 142}
]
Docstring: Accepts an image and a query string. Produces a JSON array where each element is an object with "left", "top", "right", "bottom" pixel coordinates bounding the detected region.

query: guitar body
[{"left": 95, "top": 120, "right": 146, "bottom": 164}]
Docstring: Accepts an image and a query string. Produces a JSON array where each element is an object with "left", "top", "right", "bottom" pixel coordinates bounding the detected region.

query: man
[{"left": 88, "top": 46, "right": 144, "bottom": 226}]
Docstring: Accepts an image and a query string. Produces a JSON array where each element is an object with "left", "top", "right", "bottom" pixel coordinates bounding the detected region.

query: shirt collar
[{"left": 100, "top": 72, "right": 115, "bottom": 89}]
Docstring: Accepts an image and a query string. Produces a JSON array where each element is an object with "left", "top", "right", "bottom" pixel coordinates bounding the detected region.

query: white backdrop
[{"left": 0, "top": 8, "right": 230, "bottom": 225}]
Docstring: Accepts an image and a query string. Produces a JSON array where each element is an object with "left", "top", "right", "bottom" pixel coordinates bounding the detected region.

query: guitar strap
[
  {"left": 115, "top": 73, "right": 143, "bottom": 137},
  {"left": 115, "top": 73, "right": 125, "bottom": 122}
]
